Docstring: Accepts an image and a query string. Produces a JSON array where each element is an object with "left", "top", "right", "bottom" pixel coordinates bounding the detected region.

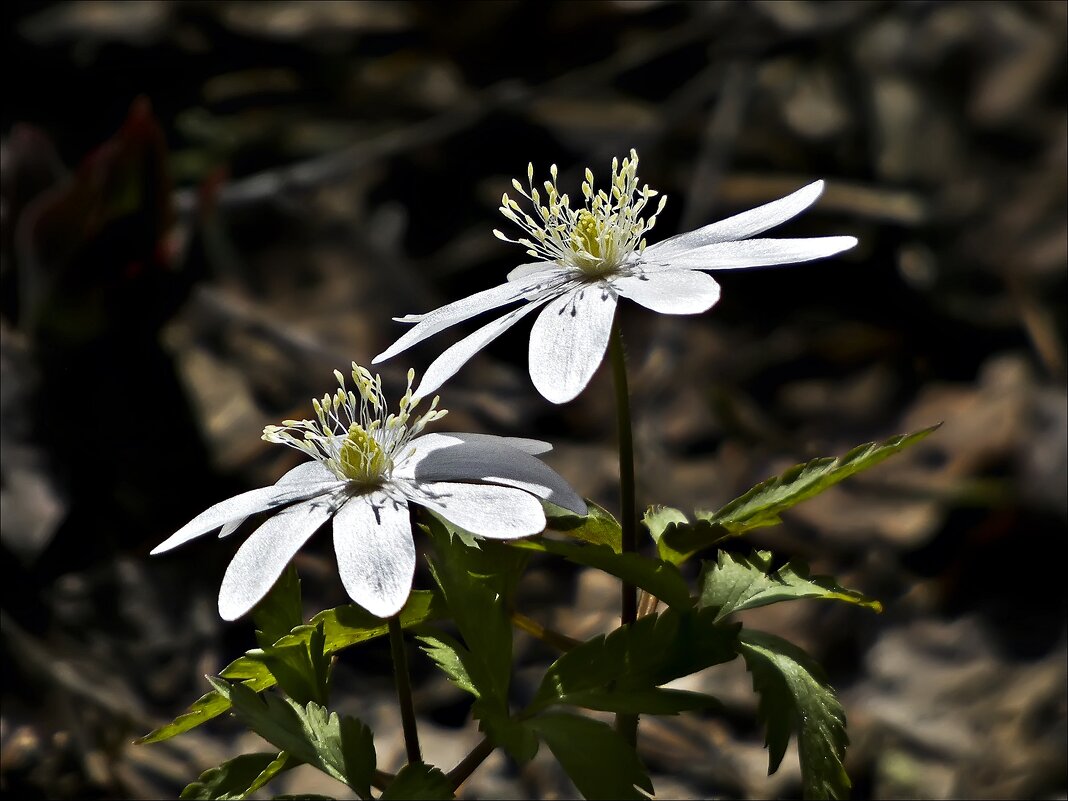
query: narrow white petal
[
  {"left": 507, "top": 261, "right": 567, "bottom": 282},
  {"left": 397, "top": 432, "right": 552, "bottom": 464},
  {"left": 528, "top": 284, "right": 617, "bottom": 405},
  {"left": 332, "top": 491, "right": 415, "bottom": 618},
  {"left": 373, "top": 271, "right": 562, "bottom": 364},
  {"left": 413, "top": 292, "right": 558, "bottom": 399},
  {"left": 646, "top": 180, "right": 825, "bottom": 258},
  {"left": 408, "top": 481, "right": 546, "bottom": 539},
  {"left": 218, "top": 461, "right": 337, "bottom": 539},
  {"left": 217, "top": 491, "right": 343, "bottom": 621},
  {"left": 397, "top": 432, "right": 584, "bottom": 515},
  {"left": 152, "top": 475, "right": 343, "bottom": 555},
  {"left": 441, "top": 432, "right": 552, "bottom": 455},
  {"left": 613, "top": 269, "right": 721, "bottom": 315},
  {"left": 657, "top": 236, "right": 858, "bottom": 271}
]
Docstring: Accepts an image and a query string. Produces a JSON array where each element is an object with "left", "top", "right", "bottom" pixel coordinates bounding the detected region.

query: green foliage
[
  {"left": 738, "top": 630, "right": 850, "bottom": 800},
  {"left": 528, "top": 608, "right": 737, "bottom": 715},
  {"left": 643, "top": 505, "right": 728, "bottom": 565},
  {"left": 251, "top": 621, "right": 332, "bottom": 706},
  {"left": 252, "top": 565, "right": 304, "bottom": 650},
  {"left": 137, "top": 592, "right": 441, "bottom": 744},
  {"left": 180, "top": 751, "right": 291, "bottom": 800},
  {"left": 380, "top": 763, "right": 454, "bottom": 800},
  {"left": 416, "top": 630, "right": 478, "bottom": 696},
  {"left": 422, "top": 512, "right": 531, "bottom": 601},
  {"left": 530, "top": 713, "right": 652, "bottom": 800},
  {"left": 426, "top": 518, "right": 538, "bottom": 762},
  {"left": 699, "top": 550, "right": 882, "bottom": 622},
  {"left": 703, "top": 426, "right": 939, "bottom": 533},
  {"left": 508, "top": 538, "right": 693, "bottom": 610},
  {"left": 208, "top": 679, "right": 376, "bottom": 798},
  {"left": 655, "top": 426, "right": 939, "bottom": 562},
  {"left": 546, "top": 499, "right": 623, "bottom": 552}
]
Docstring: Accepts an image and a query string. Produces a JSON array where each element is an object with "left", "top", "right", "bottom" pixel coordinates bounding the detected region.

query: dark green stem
[
  {"left": 608, "top": 316, "right": 639, "bottom": 746},
  {"left": 388, "top": 614, "right": 422, "bottom": 764},
  {"left": 447, "top": 736, "right": 495, "bottom": 789}
]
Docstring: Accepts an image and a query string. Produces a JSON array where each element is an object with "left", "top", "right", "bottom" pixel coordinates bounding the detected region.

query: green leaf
[
  {"left": 546, "top": 499, "right": 622, "bottom": 552},
  {"left": 209, "top": 680, "right": 376, "bottom": 798},
  {"left": 380, "top": 763, "right": 454, "bottom": 800},
  {"left": 643, "top": 506, "right": 728, "bottom": 565},
  {"left": 426, "top": 519, "right": 537, "bottom": 761},
  {"left": 137, "top": 592, "right": 441, "bottom": 745},
  {"left": 530, "top": 713, "right": 652, "bottom": 800},
  {"left": 180, "top": 751, "right": 292, "bottom": 800},
  {"left": 738, "top": 629, "right": 850, "bottom": 800},
  {"left": 508, "top": 538, "right": 693, "bottom": 610},
  {"left": 422, "top": 514, "right": 531, "bottom": 602},
  {"left": 656, "top": 426, "right": 940, "bottom": 564},
  {"left": 252, "top": 621, "right": 331, "bottom": 706},
  {"left": 426, "top": 525, "right": 513, "bottom": 705},
  {"left": 699, "top": 551, "right": 883, "bottom": 622},
  {"left": 702, "top": 426, "right": 940, "bottom": 534},
  {"left": 416, "top": 629, "right": 478, "bottom": 697},
  {"left": 553, "top": 687, "right": 723, "bottom": 716},
  {"left": 528, "top": 608, "right": 737, "bottom": 715},
  {"left": 253, "top": 565, "right": 303, "bottom": 650}
]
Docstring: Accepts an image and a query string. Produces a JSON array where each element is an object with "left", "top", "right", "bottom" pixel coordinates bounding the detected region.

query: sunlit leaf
[
  {"left": 138, "top": 592, "right": 441, "bottom": 744},
  {"left": 738, "top": 629, "right": 850, "bottom": 800},
  {"left": 530, "top": 713, "right": 652, "bottom": 800},
  {"left": 643, "top": 505, "right": 727, "bottom": 565},
  {"left": 508, "top": 538, "right": 692, "bottom": 610},
  {"left": 251, "top": 621, "right": 331, "bottom": 706},
  {"left": 180, "top": 751, "right": 291, "bottom": 800},
  {"left": 699, "top": 550, "right": 883, "bottom": 622},
  {"left": 546, "top": 499, "right": 622, "bottom": 552},
  {"left": 380, "top": 763, "right": 454, "bottom": 800},
  {"left": 252, "top": 565, "right": 303, "bottom": 650},
  {"left": 528, "top": 608, "right": 737, "bottom": 714},
  {"left": 208, "top": 680, "right": 375, "bottom": 797},
  {"left": 659, "top": 426, "right": 940, "bottom": 563},
  {"left": 416, "top": 629, "right": 478, "bottom": 697},
  {"left": 702, "top": 426, "right": 940, "bottom": 533},
  {"left": 426, "top": 518, "right": 537, "bottom": 761}
]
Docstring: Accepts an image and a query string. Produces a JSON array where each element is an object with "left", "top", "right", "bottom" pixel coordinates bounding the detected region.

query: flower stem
[
  {"left": 608, "top": 316, "right": 639, "bottom": 746},
  {"left": 388, "top": 614, "right": 422, "bottom": 764},
  {"left": 447, "top": 736, "right": 495, "bottom": 789}
]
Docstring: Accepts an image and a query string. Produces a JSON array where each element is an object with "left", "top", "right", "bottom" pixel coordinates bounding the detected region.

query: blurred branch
[{"left": 173, "top": 16, "right": 725, "bottom": 219}]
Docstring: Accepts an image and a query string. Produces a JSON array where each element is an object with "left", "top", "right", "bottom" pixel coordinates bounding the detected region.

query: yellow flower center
[
  {"left": 572, "top": 210, "right": 603, "bottom": 260},
  {"left": 338, "top": 423, "right": 391, "bottom": 484}
]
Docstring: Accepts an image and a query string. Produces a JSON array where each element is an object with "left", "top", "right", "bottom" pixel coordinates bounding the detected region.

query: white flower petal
[
  {"left": 373, "top": 271, "right": 562, "bottom": 364},
  {"left": 528, "top": 284, "right": 617, "bottom": 404},
  {"left": 613, "top": 269, "right": 721, "bottom": 315},
  {"left": 332, "top": 491, "right": 415, "bottom": 618},
  {"left": 398, "top": 432, "right": 585, "bottom": 515},
  {"left": 646, "top": 180, "right": 826, "bottom": 258},
  {"left": 507, "top": 261, "right": 567, "bottom": 282},
  {"left": 217, "top": 491, "right": 343, "bottom": 621},
  {"left": 658, "top": 236, "right": 858, "bottom": 271},
  {"left": 414, "top": 292, "right": 557, "bottom": 399},
  {"left": 408, "top": 481, "right": 546, "bottom": 539},
  {"left": 218, "top": 461, "right": 336, "bottom": 539},
  {"left": 396, "top": 431, "right": 552, "bottom": 463},
  {"left": 152, "top": 476, "right": 343, "bottom": 555}
]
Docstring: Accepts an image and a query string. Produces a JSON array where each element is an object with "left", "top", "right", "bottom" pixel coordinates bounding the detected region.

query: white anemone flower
[
  {"left": 151, "top": 364, "right": 585, "bottom": 620},
  {"left": 373, "top": 150, "right": 858, "bottom": 404}
]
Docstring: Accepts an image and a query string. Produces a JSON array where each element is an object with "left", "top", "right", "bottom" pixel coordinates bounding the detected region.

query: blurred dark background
[{"left": 1, "top": 1, "right": 1065, "bottom": 798}]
